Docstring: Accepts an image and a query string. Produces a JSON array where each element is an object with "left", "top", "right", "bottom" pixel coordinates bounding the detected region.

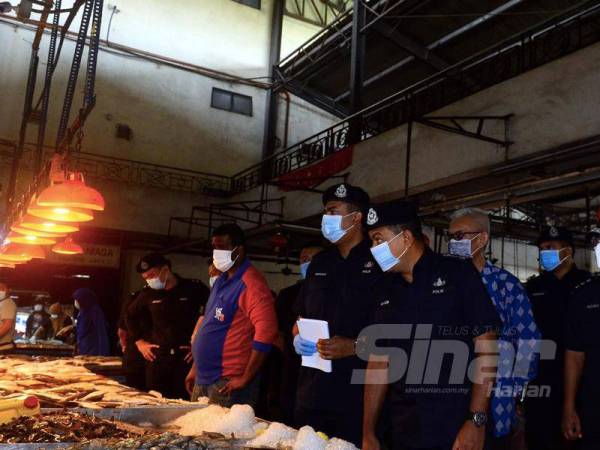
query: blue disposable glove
[{"left": 294, "top": 334, "right": 317, "bottom": 356}]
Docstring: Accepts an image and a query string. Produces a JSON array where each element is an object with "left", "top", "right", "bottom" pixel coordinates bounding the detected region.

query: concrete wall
[
  {"left": 0, "top": 3, "right": 270, "bottom": 175},
  {"left": 0, "top": 0, "right": 331, "bottom": 235}
]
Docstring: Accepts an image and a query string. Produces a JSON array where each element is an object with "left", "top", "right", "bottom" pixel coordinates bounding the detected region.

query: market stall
[{"left": 0, "top": 356, "right": 358, "bottom": 449}]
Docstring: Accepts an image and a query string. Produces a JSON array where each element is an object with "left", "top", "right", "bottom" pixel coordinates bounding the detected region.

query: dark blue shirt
[
  {"left": 293, "top": 238, "right": 382, "bottom": 413},
  {"left": 372, "top": 249, "right": 501, "bottom": 448},
  {"left": 567, "top": 274, "right": 600, "bottom": 438}
]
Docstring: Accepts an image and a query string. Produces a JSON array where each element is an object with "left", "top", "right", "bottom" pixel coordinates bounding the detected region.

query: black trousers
[
  {"left": 145, "top": 352, "right": 191, "bottom": 400},
  {"left": 124, "top": 360, "right": 146, "bottom": 391},
  {"left": 123, "top": 351, "right": 146, "bottom": 391},
  {"left": 295, "top": 406, "right": 362, "bottom": 448}
]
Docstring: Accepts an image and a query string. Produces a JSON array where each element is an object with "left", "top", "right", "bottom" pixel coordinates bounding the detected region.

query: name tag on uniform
[
  {"left": 587, "top": 304, "right": 600, "bottom": 309},
  {"left": 532, "top": 292, "right": 545, "bottom": 297},
  {"left": 315, "top": 272, "right": 327, "bottom": 277},
  {"left": 179, "top": 297, "right": 188, "bottom": 302},
  {"left": 151, "top": 300, "right": 162, "bottom": 304},
  {"left": 432, "top": 277, "right": 447, "bottom": 294},
  {"left": 379, "top": 300, "right": 390, "bottom": 306}
]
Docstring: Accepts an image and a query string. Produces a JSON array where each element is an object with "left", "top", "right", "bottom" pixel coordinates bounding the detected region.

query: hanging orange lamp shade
[
  {"left": 0, "top": 257, "right": 26, "bottom": 265},
  {"left": 7, "top": 232, "right": 57, "bottom": 246},
  {"left": 19, "top": 215, "right": 79, "bottom": 234},
  {"left": 52, "top": 236, "right": 84, "bottom": 255},
  {"left": 10, "top": 225, "right": 66, "bottom": 238},
  {"left": 37, "top": 172, "right": 105, "bottom": 211},
  {"left": 28, "top": 204, "right": 94, "bottom": 223},
  {"left": 0, "top": 242, "right": 43, "bottom": 261},
  {"left": 0, "top": 254, "right": 31, "bottom": 263}
]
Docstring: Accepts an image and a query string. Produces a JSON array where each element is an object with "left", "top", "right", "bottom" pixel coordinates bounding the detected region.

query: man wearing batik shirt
[{"left": 449, "top": 208, "right": 540, "bottom": 448}]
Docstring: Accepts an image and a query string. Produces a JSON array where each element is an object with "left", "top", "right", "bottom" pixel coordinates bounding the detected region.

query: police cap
[
  {"left": 536, "top": 226, "right": 574, "bottom": 248},
  {"left": 322, "top": 183, "right": 370, "bottom": 215},
  {"left": 136, "top": 252, "right": 171, "bottom": 274},
  {"left": 366, "top": 200, "right": 419, "bottom": 231}
]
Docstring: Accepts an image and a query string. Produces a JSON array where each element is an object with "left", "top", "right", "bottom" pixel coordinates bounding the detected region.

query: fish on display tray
[{"left": 0, "top": 356, "right": 197, "bottom": 408}]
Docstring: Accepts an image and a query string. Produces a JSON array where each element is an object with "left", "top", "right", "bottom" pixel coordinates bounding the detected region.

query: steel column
[
  {"left": 262, "top": 0, "right": 284, "bottom": 161},
  {"left": 405, "top": 120, "right": 413, "bottom": 198},
  {"left": 348, "top": 0, "right": 366, "bottom": 144}
]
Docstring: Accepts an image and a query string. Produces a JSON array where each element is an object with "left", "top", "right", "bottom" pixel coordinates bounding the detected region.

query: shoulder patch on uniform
[{"left": 574, "top": 277, "right": 593, "bottom": 291}]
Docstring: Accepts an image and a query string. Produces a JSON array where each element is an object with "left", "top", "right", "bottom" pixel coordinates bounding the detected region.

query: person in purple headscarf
[{"left": 73, "top": 288, "right": 110, "bottom": 356}]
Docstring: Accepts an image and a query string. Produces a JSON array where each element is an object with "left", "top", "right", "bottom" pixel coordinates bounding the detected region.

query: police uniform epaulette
[{"left": 574, "top": 276, "right": 595, "bottom": 291}]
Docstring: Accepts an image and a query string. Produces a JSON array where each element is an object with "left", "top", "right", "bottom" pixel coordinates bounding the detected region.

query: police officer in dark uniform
[
  {"left": 562, "top": 229, "right": 600, "bottom": 450},
  {"left": 525, "top": 226, "right": 590, "bottom": 450},
  {"left": 362, "top": 200, "right": 500, "bottom": 450},
  {"left": 264, "top": 242, "right": 324, "bottom": 424},
  {"left": 117, "top": 290, "right": 148, "bottom": 390},
  {"left": 127, "top": 253, "right": 209, "bottom": 399},
  {"left": 292, "top": 183, "right": 381, "bottom": 447}
]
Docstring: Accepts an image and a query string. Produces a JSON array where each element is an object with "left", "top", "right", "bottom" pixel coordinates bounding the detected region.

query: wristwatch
[{"left": 466, "top": 411, "right": 488, "bottom": 428}]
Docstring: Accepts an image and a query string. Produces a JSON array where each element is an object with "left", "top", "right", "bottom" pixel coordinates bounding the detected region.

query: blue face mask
[
  {"left": 321, "top": 213, "right": 355, "bottom": 243},
  {"left": 539, "top": 248, "right": 567, "bottom": 271},
  {"left": 370, "top": 233, "right": 408, "bottom": 272},
  {"left": 300, "top": 262, "right": 310, "bottom": 279}
]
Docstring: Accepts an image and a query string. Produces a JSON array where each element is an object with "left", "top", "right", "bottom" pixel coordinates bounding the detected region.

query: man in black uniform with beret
[
  {"left": 126, "top": 253, "right": 209, "bottom": 399},
  {"left": 292, "top": 183, "right": 381, "bottom": 446},
  {"left": 362, "top": 200, "right": 500, "bottom": 450},
  {"left": 525, "top": 226, "right": 590, "bottom": 450},
  {"left": 562, "top": 228, "right": 600, "bottom": 450}
]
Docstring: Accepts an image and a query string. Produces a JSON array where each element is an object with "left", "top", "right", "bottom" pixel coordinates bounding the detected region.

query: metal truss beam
[
  {"left": 416, "top": 115, "right": 513, "bottom": 147},
  {"left": 284, "top": 77, "right": 348, "bottom": 117},
  {"left": 277, "top": 1, "right": 430, "bottom": 91},
  {"left": 372, "top": 21, "right": 449, "bottom": 71},
  {"left": 334, "top": 0, "right": 527, "bottom": 103},
  {"left": 284, "top": 0, "right": 351, "bottom": 28}
]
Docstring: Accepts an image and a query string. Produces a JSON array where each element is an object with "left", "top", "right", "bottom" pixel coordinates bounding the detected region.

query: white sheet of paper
[{"left": 297, "top": 318, "right": 332, "bottom": 373}]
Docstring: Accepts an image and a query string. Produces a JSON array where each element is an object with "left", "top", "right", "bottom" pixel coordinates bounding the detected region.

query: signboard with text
[{"left": 45, "top": 244, "right": 121, "bottom": 269}]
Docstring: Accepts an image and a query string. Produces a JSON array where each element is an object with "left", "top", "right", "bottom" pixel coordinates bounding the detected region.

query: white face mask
[
  {"left": 0, "top": 291, "right": 6, "bottom": 301},
  {"left": 34, "top": 304, "right": 43, "bottom": 312},
  {"left": 213, "top": 247, "right": 239, "bottom": 272},
  {"left": 448, "top": 233, "right": 483, "bottom": 258},
  {"left": 209, "top": 276, "right": 219, "bottom": 289},
  {"left": 74, "top": 300, "right": 80, "bottom": 310},
  {"left": 50, "top": 314, "right": 59, "bottom": 320},
  {"left": 146, "top": 267, "right": 167, "bottom": 290}
]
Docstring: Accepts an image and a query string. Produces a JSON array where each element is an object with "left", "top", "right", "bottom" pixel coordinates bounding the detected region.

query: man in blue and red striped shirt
[{"left": 187, "top": 223, "right": 278, "bottom": 408}]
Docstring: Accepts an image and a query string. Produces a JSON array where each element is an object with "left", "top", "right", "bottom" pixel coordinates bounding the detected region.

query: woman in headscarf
[
  {"left": 72, "top": 288, "right": 110, "bottom": 356},
  {"left": 49, "top": 302, "right": 74, "bottom": 343}
]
